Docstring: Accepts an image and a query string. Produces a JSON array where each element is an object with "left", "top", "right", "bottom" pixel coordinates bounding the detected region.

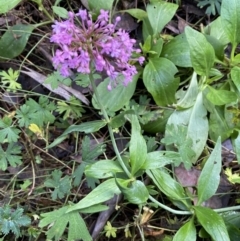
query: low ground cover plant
[{"left": 0, "top": 0, "right": 240, "bottom": 240}]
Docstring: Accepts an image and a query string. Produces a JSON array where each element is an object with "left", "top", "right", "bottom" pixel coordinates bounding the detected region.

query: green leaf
[
  {"left": 67, "top": 178, "right": 121, "bottom": 212},
  {"left": 205, "top": 17, "right": 230, "bottom": 45},
  {"left": 197, "top": 137, "right": 221, "bottom": 205},
  {"left": 25, "top": 96, "right": 56, "bottom": 127},
  {"left": 0, "top": 24, "right": 35, "bottom": 59},
  {"left": 147, "top": 169, "right": 191, "bottom": 209},
  {"left": 162, "top": 124, "right": 195, "bottom": 169},
  {"left": 141, "top": 151, "right": 173, "bottom": 169},
  {"left": 207, "top": 86, "right": 238, "bottom": 105},
  {"left": 222, "top": 211, "right": 240, "bottom": 229},
  {"left": 173, "top": 218, "right": 196, "bottom": 241},
  {"left": 204, "top": 34, "right": 225, "bottom": 61},
  {"left": 232, "top": 132, "right": 240, "bottom": 164},
  {"left": 209, "top": 106, "right": 229, "bottom": 141},
  {"left": 0, "top": 116, "right": 21, "bottom": 143},
  {"left": 44, "top": 170, "right": 71, "bottom": 200},
  {"left": 39, "top": 206, "right": 92, "bottom": 241},
  {"left": 187, "top": 92, "right": 208, "bottom": 163},
  {"left": 194, "top": 206, "right": 230, "bottom": 241},
  {"left": 161, "top": 33, "right": 192, "bottom": 67},
  {"left": 0, "top": 0, "right": 22, "bottom": 14},
  {"left": 129, "top": 115, "right": 147, "bottom": 175},
  {"left": 147, "top": 2, "right": 178, "bottom": 35},
  {"left": 142, "top": 109, "right": 173, "bottom": 133},
  {"left": 85, "top": 160, "right": 124, "bottom": 179},
  {"left": 231, "top": 66, "right": 240, "bottom": 92},
  {"left": 47, "top": 120, "right": 106, "bottom": 149},
  {"left": 185, "top": 26, "right": 215, "bottom": 77},
  {"left": 121, "top": 8, "right": 147, "bottom": 21},
  {"left": 116, "top": 179, "right": 149, "bottom": 204},
  {"left": 88, "top": 0, "right": 114, "bottom": 14},
  {"left": 150, "top": 38, "right": 163, "bottom": 58},
  {"left": 0, "top": 143, "right": 22, "bottom": 171},
  {"left": 143, "top": 57, "right": 178, "bottom": 106},
  {"left": 52, "top": 6, "right": 68, "bottom": 18},
  {"left": 63, "top": 120, "right": 106, "bottom": 135},
  {"left": 92, "top": 74, "right": 139, "bottom": 112},
  {"left": 177, "top": 72, "right": 198, "bottom": 109},
  {"left": 0, "top": 206, "right": 31, "bottom": 238},
  {"left": 221, "top": 0, "right": 240, "bottom": 46}
]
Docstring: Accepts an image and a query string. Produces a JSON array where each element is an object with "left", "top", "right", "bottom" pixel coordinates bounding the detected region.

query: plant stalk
[{"left": 89, "top": 72, "right": 132, "bottom": 178}]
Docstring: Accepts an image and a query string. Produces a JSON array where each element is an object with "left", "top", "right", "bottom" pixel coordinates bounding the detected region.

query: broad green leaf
[
  {"left": 222, "top": 211, "right": 240, "bottom": 240},
  {"left": 147, "top": 169, "right": 191, "bottom": 209},
  {"left": 197, "top": 137, "right": 221, "bottom": 205},
  {"left": 177, "top": 72, "right": 198, "bottom": 109},
  {"left": 141, "top": 151, "right": 173, "bottom": 169},
  {"left": 222, "top": 211, "right": 240, "bottom": 228},
  {"left": 150, "top": 38, "right": 163, "bottom": 58},
  {"left": 209, "top": 106, "right": 229, "bottom": 141},
  {"left": 116, "top": 179, "right": 148, "bottom": 204},
  {"left": 143, "top": 57, "right": 178, "bottom": 106},
  {"left": 0, "top": 0, "right": 22, "bottom": 14},
  {"left": 194, "top": 206, "right": 230, "bottom": 241},
  {"left": 85, "top": 160, "right": 124, "bottom": 179},
  {"left": 162, "top": 124, "right": 195, "bottom": 169},
  {"left": 147, "top": 2, "right": 178, "bottom": 35},
  {"left": 142, "top": 18, "right": 153, "bottom": 41},
  {"left": 231, "top": 66, "right": 240, "bottom": 93},
  {"left": 142, "top": 109, "right": 173, "bottom": 133},
  {"left": 221, "top": 0, "right": 240, "bottom": 46},
  {"left": 44, "top": 170, "right": 71, "bottom": 200},
  {"left": 109, "top": 110, "right": 134, "bottom": 129},
  {"left": 39, "top": 206, "right": 92, "bottom": 241},
  {"left": 47, "top": 120, "right": 106, "bottom": 149},
  {"left": 187, "top": 92, "right": 208, "bottom": 163},
  {"left": 79, "top": 204, "right": 109, "bottom": 214},
  {"left": 207, "top": 86, "right": 238, "bottom": 105},
  {"left": 121, "top": 8, "right": 147, "bottom": 21},
  {"left": 67, "top": 178, "right": 121, "bottom": 212},
  {"left": 205, "top": 17, "right": 230, "bottom": 45},
  {"left": 173, "top": 218, "right": 196, "bottom": 241},
  {"left": 204, "top": 34, "right": 225, "bottom": 61},
  {"left": 185, "top": 26, "right": 215, "bottom": 77},
  {"left": 232, "top": 132, "right": 240, "bottom": 164},
  {"left": 52, "top": 6, "right": 68, "bottom": 18},
  {"left": 0, "top": 24, "right": 35, "bottom": 59},
  {"left": 129, "top": 115, "right": 147, "bottom": 175},
  {"left": 88, "top": 0, "right": 114, "bottom": 13},
  {"left": 161, "top": 33, "right": 192, "bottom": 67},
  {"left": 0, "top": 143, "right": 22, "bottom": 171},
  {"left": 92, "top": 74, "right": 138, "bottom": 112}
]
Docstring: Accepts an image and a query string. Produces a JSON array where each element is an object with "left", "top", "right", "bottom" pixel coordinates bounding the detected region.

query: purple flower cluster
[{"left": 51, "top": 9, "right": 144, "bottom": 90}]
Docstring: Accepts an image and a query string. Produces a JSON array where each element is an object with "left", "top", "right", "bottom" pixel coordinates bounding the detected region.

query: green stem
[
  {"left": 89, "top": 72, "right": 132, "bottom": 178},
  {"left": 231, "top": 43, "right": 237, "bottom": 62},
  {"left": 149, "top": 195, "right": 240, "bottom": 215},
  {"left": 214, "top": 205, "right": 240, "bottom": 213},
  {"left": 149, "top": 195, "right": 193, "bottom": 215}
]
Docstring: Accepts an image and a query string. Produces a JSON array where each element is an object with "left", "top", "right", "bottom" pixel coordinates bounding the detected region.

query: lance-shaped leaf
[
  {"left": 194, "top": 206, "right": 230, "bottom": 241},
  {"left": 173, "top": 218, "right": 196, "bottom": 241},
  {"left": 143, "top": 57, "right": 178, "bottom": 106},
  {"left": 129, "top": 115, "right": 147, "bottom": 175},
  {"left": 67, "top": 178, "right": 121, "bottom": 212},
  {"left": 221, "top": 0, "right": 240, "bottom": 46},
  {"left": 147, "top": 1, "right": 178, "bottom": 35},
  {"left": 197, "top": 137, "right": 221, "bottom": 205},
  {"left": 0, "top": 24, "right": 35, "bottom": 59},
  {"left": 185, "top": 26, "right": 215, "bottom": 77}
]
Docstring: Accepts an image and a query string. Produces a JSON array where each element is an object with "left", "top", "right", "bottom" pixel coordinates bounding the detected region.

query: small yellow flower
[{"left": 29, "top": 124, "right": 43, "bottom": 139}]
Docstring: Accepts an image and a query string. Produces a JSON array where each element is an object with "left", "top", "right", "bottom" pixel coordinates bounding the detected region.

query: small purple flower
[{"left": 51, "top": 9, "right": 144, "bottom": 89}]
